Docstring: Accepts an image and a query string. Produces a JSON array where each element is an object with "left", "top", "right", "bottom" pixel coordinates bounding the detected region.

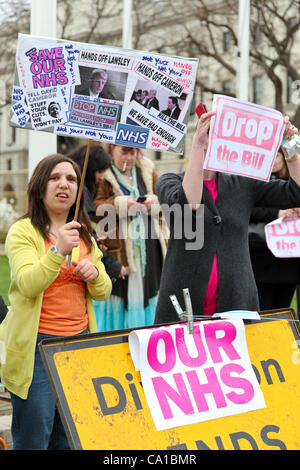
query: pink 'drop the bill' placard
[
  {"left": 265, "top": 215, "right": 300, "bottom": 258},
  {"left": 204, "top": 95, "right": 286, "bottom": 182},
  {"left": 128, "top": 319, "right": 266, "bottom": 431}
]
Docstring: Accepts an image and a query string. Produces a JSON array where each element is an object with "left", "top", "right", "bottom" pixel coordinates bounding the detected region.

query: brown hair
[
  {"left": 275, "top": 149, "right": 289, "bottom": 180},
  {"left": 68, "top": 143, "right": 111, "bottom": 197},
  {"left": 22, "top": 153, "right": 93, "bottom": 249}
]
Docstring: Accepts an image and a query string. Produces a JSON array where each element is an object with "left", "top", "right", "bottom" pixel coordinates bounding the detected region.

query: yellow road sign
[{"left": 39, "top": 309, "right": 300, "bottom": 450}]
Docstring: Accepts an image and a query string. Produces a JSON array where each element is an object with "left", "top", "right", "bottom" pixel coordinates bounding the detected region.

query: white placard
[
  {"left": 11, "top": 33, "right": 199, "bottom": 153},
  {"left": 129, "top": 319, "right": 266, "bottom": 431},
  {"left": 265, "top": 215, "right": 300, "bottom": 258},
  {"left": 204, "top": 95, "right": 286, "bottom": 181}
]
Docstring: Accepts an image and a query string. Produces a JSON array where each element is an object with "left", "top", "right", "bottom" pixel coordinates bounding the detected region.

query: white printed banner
[
  {"left": 129, "top": 319, "right": 266, "bottom": 431},
  {"left": 11, "top": 33, "right": 199, "bottom": 153},
  {"left": 204, "top": 95, "right": 286, "bottom": 181},
  {"left": 265, "top": 215, "right": 300, "bottom": 258}
]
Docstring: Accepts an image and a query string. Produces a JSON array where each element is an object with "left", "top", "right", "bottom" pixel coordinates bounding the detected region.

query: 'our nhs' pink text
[{"left": 146, "top": 321, "right": 255, "bottom": 421}]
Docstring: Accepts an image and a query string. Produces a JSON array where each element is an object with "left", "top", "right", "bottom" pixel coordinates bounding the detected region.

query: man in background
[
  {"left": 145, "top": 89, "right": 159, "bottom": 110},
  {"left": 162, "top": 96, "right": 181, "bottom": 120}
]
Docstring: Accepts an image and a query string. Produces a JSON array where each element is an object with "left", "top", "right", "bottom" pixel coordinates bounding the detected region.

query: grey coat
[{"left": 154, "top": 172, "right": 300, "bottom": 324}]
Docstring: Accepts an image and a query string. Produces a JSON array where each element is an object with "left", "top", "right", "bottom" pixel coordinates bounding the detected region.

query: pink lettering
[
  {"left": 147, "top": 330, "right": 176, "bottom": 373},
  {"left": 204, "top": 321, "right": 240, "bottom": 363},
  {"left": 271, "top": 219, "right": 300, "bottom": 236},
  {"left": 74, "top": 100, "right": 96, "bottom": 113},
  {"left": 53, "top": 58, "right": 66, "bottom": 72},
  {"left": 216, "top": 105, "right": 278, "bottom": 151},
  {"left": 32, "top": 75, "right": 45, "bottom": 89},
  {"left": 175, "top": 325, "right": 207, "bottom": 367},
  {"left": 220, "top": 363, "right": 254, "bottom": 404},
  {"left": 186, "top": 367, "right": 227, "bottom": 412},
  {"left": 241, "top": 150, "right": 265, "bottom": 169},
  {"left": 44, "top": 73, "right": 57, "bottom": 87},
  {"left": 30, "top": 61, "right": 43, "bottom": 75},
  {"left": 56, "top": 72, "right": 68, "bottom": 85},
  {"left": 152, "top": 373, "right": 194, "bottom": 419},
  {"left": 217, "top": 144, "right": 238, "bottom": 163}
]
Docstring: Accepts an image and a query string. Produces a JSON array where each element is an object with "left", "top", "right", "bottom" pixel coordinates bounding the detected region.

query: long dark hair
[
  {"left": 67, "top": 143, "right": 111, "bottom": 197},
  {"left": 22, "top": 153, "right": 93, "bottom": 249}
]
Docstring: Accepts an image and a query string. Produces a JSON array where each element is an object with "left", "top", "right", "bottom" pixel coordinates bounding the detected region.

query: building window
[
  {"left": 223, "top": 31, "right": 232, "bottom": 52},
  {"left": 253, "top": 24, "right": 262, "bottom": 46},
  {"left": 253, "top": 76, "right": 263, "bottom": 104},
  {"left": 288, "top": 16, "right": 297, "bottom": 38},
  {"left": 287, "top": 74, "right": 294, "bottom": 104},
  {"left": 12, "top": 126, "right": 16, "bottom": 144},
  {"left": 7, "top": 126, "right": 16, "bottom": 146},
  {"left": 7, "top": 159, "right": 12, "bottom": 171},
  {"left": 222, "top": 80, "right": 233, "bottom": 96}
]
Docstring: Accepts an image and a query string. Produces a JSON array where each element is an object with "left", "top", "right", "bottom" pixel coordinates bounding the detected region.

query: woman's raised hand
[
  {"left": 283, "top": 116, "right": 298, "bottom": 140},
  {"left": 193, "top": 111, "right": 216, "bottom": 147}
]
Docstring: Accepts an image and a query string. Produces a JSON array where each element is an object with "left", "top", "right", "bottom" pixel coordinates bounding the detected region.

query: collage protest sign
[
  {"left": 204, "top": 95, "right": 286, "bottom": 181},
  {"left": 129, "top": 319, "right": 266, "bottom": 431},
  {"left": 265, "top": 215, "right": 300, "bottom": 258},
  {"left": 10, "top": 33, "right": 199, "bottom": 154}
]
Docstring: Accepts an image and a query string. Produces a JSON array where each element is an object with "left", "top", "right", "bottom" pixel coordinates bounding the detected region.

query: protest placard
[
  {"left": 129, "top": 319, "right": 266, "bottom": 431},
  {"left": 10, "top": 85, "right": 30, "bottom": 128},
  {"left": 10, "top": 33, "right": 198, "bottom": 153},
  {"left": 204, "top": 95, "right": 286, "bottom": 181},
  {"left": 265, "top": 215, "right": 300, "bottom": 258}
]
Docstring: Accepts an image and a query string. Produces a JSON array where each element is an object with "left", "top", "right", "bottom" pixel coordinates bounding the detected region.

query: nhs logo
[{"left": 115, "top": 123, "right": 149, "bottom": 148}]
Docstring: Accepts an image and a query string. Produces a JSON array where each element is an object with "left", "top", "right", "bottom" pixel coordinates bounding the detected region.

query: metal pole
[
  {"left": 237, "top": 0, "right": 250, "bottom": 101},
  {"left": 28, "top": 0, "right": 57, "bottom": 179},
  {"left": 122, "top": 0, "right": 133, "bottom": 49}
]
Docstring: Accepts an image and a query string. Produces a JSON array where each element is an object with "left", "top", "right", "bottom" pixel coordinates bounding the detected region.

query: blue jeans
[{"left": 10, "top": 331, "right": 87, "bottom": 450}]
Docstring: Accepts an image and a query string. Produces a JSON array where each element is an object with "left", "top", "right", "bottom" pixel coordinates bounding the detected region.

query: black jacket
[
  {"left": 0, "top": 296, "right": 8, "bottom": 324},
  {"left": 249, "top": 175, "right": 300, "bottom": 284},
  {"left": 154, "top": 172, "right": 300, "bottom": 324}
]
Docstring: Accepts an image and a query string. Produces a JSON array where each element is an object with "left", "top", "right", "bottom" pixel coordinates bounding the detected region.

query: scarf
[{"left": 112, "top": 163, "right": 146, "bottom": 276}]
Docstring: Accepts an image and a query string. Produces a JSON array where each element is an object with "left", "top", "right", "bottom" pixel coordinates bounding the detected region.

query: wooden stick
[{"left": 67, "top": 139, "right": 91, "bottom": 268}]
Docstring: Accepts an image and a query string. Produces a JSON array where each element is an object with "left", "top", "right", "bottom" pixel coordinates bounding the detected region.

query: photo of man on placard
[
  {"left": 48, "top": 101, "right": 61, "bottom": 118},
  {"left": 162, "top": 96, "right": 181, "bottom": 120},
  {"left": 75, "top": 66, "right": 128, "bottom": 101},
  {"left": 145, "top": 89, "right": 160, "bottom": 110}
]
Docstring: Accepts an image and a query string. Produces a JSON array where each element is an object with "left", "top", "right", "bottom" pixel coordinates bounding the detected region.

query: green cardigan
[{"left": 0, "top": 217, "right": 112, "bottom": 399}]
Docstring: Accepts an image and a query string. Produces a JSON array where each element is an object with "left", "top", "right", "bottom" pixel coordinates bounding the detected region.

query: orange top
[{"left": 39, "top": 238, "right": 92, "bottom": 336}]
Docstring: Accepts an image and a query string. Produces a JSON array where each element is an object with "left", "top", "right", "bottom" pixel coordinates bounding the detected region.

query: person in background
[
  {"left": 154, "top": 111, "right": 300, "bottom": 325},
  {"left": 145, "top": 89, "right": 160, "bottom": 110},
  {"left": 0, "top": 154, "right": 111, "bottom": 450},
  {"left": 249, "top": 148, "right": 300, "bottom": 310},
  {"left": 93, "top": 144, "right": 168, "bottom": 331},
  {"left": 141, "top": 90, "right": 149, "bottom": 106},
  {"left": 68, "top": 142, "right": 126, "bottom": 282},
  {"left": 131, "top": 89, "right": 142, "bottom": 103}
]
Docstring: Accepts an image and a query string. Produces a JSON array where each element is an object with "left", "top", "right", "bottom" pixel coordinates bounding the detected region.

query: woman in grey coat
[{"left": 154, "top": 111, "right": 300, "bottom": 324}]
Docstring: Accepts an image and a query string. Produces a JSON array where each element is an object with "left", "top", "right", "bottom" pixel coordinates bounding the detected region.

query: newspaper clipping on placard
[{"left": 10, "top": 33, "right": 199, "bottom": 154}]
